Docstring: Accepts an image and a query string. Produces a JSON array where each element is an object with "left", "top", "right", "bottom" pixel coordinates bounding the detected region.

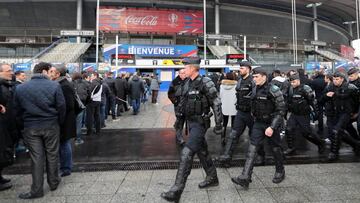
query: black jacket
[
  {"left": 104, "top": 77, "right": 117, "bottom": 96},
  {"left": 58, "top": 77, "right": 77, "bottom": 142},
  {"left": 0, "top": 78, "right": 16, "bottom": 166},
  {"left": 129, "top": 75, "right": 145, "bottom": 100},
  {"left": 115, "top": 77, "right": 128, "bottom": 99},
  {"left": 73, "top": 78, "right": 91, "bottom": 105},
  {"left": 168, "top": 75, "right": 186, "bottom": 106},
  {"left": 310, "top": 74, "right": 326, "bottom": 99}
]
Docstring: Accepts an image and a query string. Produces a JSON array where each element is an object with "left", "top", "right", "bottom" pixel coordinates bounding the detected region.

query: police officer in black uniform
[
  {"left": 218, "top": 61, "right": 254, "bottom": 166},
  {"left": 161, "top": 58, "right": 223, "bottom": 202},
  {"left": 168, "top": 68, "right": 188, "bottom": 145},
  {"left": 231, "top": 67, "right": 286, "bottom": 189},
  {"left": 324, "top": 71, "right": 360, "bottom": 161},
  {"left": 284, "top": 74, "right": 325, "bottom": 155},
  {"left": 347, "top": 68, "right": 360, "bottom": 140}
]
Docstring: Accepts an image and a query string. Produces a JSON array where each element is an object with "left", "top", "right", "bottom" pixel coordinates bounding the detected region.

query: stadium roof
[{"left": 0, "top": 0, "right": 356, "bottom": 30}]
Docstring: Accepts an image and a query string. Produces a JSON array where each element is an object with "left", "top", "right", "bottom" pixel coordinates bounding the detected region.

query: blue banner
[
  {"left": 103, "top": 44, "right": 198, "bottom": 63},
  {"left": 13, "top": 63, "right": 32, "bottom": 72}
]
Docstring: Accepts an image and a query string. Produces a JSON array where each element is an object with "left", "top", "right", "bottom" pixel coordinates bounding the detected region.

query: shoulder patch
[
  {"left": 202, "top": 76, "right": 212, "bottom": 83},
  {"left": 348, "top": 83, "right": 358, "bottom": 90},
  {"left": 303, "top": 85, "right": 312, "bottom": 91},
  {"left": 270, "top": 84, "right": 280, "bottom": 92}
]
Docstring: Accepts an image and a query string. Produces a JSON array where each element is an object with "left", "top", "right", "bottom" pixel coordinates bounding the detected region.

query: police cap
[
  {"left": 252, "top": 67, "right": 267, "bottom": 76},
  {"left": 348, "top": 68, "right": 359, "bottom": 76},
  {"left": 333, "top": 70, "right": 347, "bottom": 78},
  {"left": 289, "top": 73, "right": 300, "bottom": 81},
  {"left": 182, "top": 57, "right": 201, "bottom": 66},
  {"left": 239, "top": 60, "right": 252, "bottom": 70}
]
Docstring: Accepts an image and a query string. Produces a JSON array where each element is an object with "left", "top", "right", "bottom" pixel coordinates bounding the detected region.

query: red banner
[
  {"left": 99, "top": 7, "right": 203, "bottom": 35},
  {"left": 340, "top": 45, "right": 355, "bottom": 61}
]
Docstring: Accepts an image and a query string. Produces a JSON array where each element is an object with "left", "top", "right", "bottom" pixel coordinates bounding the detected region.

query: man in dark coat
[
  {"left": 115, "top": 73, "right": 129, "bottom": 116},
  {"left": 129, "top": 74, "right": 145, "bottom": 115},
  {"left": 168, "top": 69, "right": 187, "bottom": 145},
  {"left": 104, "top": 72, "right": 117, "bottom": 120},
  {"left": 14, "top": 62, "right": 66, "bottom": 199},
  {"left": 310, "top": 68, "right": 327, "bottom": 134},
  {"left": 0, "top": 63, "right": 16, "bottom": 191},
  {"left": 73, "top": 72, "right": 90, "bottom": 145},
  {"left": 49, "top": 64, "right": 76, "bottom": 177},
  {"left": 86, "top": 72, "right": 102, "bottom": 135}
]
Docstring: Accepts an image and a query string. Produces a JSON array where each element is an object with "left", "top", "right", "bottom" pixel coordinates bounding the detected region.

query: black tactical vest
[
  {"left": 288, "top": 85, "right": 311, "bottom": 115},
  {"left": 183, "top": 76, "right": 210, "bottom": 117},
  {"left": 251, "top": 83, "right": 275, "bottom": 123},
  {"left": 235, "top": 75, "right": 253, "bottom": 112},
  {"left": 332, "top": 83, "right": 355, "bottom": 114}
]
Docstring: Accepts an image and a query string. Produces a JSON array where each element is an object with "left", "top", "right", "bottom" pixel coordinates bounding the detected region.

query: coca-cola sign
[
  {"left": 124, "top": 15, "right": 158, "bottom": 26},
  {"left": 100, "top": 7, "right": 203, "bottom": 34}
]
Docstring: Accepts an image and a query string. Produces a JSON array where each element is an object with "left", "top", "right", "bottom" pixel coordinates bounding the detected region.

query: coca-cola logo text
[{"left": 125, "top": 15, "right": 158, "bottom": 26}]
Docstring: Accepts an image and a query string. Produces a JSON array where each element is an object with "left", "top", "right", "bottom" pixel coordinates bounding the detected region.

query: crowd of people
[
  {"left": 163, "top": 59, "right": 360, "bottom": 202},
  {"left": 1, "top": 58, "right": 360, "bottom": 201},
  {"left": 0, "top": 62, "right": 161, "bottom": 198}
]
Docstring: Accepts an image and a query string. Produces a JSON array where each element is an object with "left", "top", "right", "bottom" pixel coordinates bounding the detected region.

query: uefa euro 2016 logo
[{"left": 168, "top": 13, "right": 178, "bottom": 27}]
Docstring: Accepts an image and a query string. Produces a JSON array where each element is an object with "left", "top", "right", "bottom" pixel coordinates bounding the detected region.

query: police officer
[
  {"left": 284, "top": 74, "right": 325, "bottom": 155},
  {"left": 347, "top": 68, "right": 360, "bottom": 140},
  {"left": 218, "top": 61, "right": 254, "bottom": 166},
  {"left": 324, "top": 71, "right": 360, "bottom": 161},
  {"left": 168, "top": 68, "right": 188, "bottom": 145},
  {"left": 161, "top": 58, "right": 223, "bottom": 202},
  {"left": 231, "top": 67, "right": 286, "bottom": 189}
]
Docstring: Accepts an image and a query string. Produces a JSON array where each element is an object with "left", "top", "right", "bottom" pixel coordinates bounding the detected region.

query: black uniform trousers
[
  {"left": 231, "top": 111, "right": 254, "bottom": 140},
  {"left": 286, "top": 114, "right": 313, "bottom": 136},
  {"left": 250, "top": 121, "right": 282, "bottom": 148}
]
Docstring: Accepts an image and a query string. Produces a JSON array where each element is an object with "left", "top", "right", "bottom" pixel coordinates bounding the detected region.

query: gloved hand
[{"left": 213, "top": 124, "right": 223, "bottom": 135}]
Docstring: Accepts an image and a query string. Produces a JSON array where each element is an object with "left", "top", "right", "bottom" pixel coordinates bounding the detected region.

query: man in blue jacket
[{"left": 14, "top": 62, "right": 66, "bottom": 199}]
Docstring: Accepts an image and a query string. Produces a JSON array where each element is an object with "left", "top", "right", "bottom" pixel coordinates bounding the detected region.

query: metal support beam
[
  {"left": 203, "top": 0, "right": 207, "bottom": 60},
  {"left": 76, "top": 0, "right": 83, "bottom": 43},
  {"left": 96, "top": 0, "right": 100, "bottom": 66},
  {"left": 215, "top": 0, "right": 220, "bottom": 46}
]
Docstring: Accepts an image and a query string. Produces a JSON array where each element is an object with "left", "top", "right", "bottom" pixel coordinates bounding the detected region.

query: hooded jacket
[
  {"left": 220, "top": 79, "right": 237, "bottom": 116},
  {"left": 129, "top": 75, "right": 145, "bottom": 100}
]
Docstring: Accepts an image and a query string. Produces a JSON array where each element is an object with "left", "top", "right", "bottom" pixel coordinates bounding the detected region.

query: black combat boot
[
  {"left": 221, "top": 127, "right": 227, "bottom": 146},
  {"left": 231, "top": 144, "right": 257, "bottom": 189},
  {"left": 197, "top": 144, "right": 219, "bottom": 189},
  {"left": 0, "top": 169, "right": 11, "bottom": 185},
  {"left": 284, "top": 131, "right": 296, "bottom": 155},
  {"left": 255, "top": 145, "right": 265, "bottom": 166},
  {"left": 304, "top": 133, "right": 326, "bottom": 154},
  {"left": 218, "top": 130, "right": 237, "bottom": 167},
  {"left": 328, "top": 131, "right": 340, "bottom": 162},
  {"left": 341, "top": 130, "right": 360, "bottom": 156},
  {"left": 272, "top": 147, "right": 285, "bottom": 183},
  {"left": 161, "top": 147, "right": 194, "bottom": 202}
]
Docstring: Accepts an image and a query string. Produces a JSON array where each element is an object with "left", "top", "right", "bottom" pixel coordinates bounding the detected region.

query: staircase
[
  {"left": 315, "top": 49, "right": 350, "bottom": 62},
  {"left": 207, "top": 45, "right": 240, "bottom": 59},
  {"left": 39, "top": 42, "right": 91, "bottom": 63}
]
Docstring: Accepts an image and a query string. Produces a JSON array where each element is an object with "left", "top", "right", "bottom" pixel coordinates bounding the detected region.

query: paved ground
[
  {"left": 1, "top": 163, "right": 360, "bottom": 203},
  {"left": 104, "top": 92, "right": 217, "bottom": 129}
]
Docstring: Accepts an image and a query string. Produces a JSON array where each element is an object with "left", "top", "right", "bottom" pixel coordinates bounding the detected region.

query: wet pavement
[
  {"left": 2, "top": 92, "right": 360, "bottom": 202},
  {"left": 1, "top": 163, "right": 360, "bottom": 203}
]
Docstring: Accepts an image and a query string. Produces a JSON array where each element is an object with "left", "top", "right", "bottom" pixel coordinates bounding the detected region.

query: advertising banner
[
  {"left": 103, "top": 44, "right": 198, "bottom": 63},
  {"left": 13, "top": 63, "right": 32, "bottom": 72},
  {"left": 100, "top": 7, "right": 203, "bottom": 35},
  {"left": 340, "top": 45, "right": 355, "bottom": 61},
  {"left": 66, "top": 63, "right": 80, "bottom": 74}
]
